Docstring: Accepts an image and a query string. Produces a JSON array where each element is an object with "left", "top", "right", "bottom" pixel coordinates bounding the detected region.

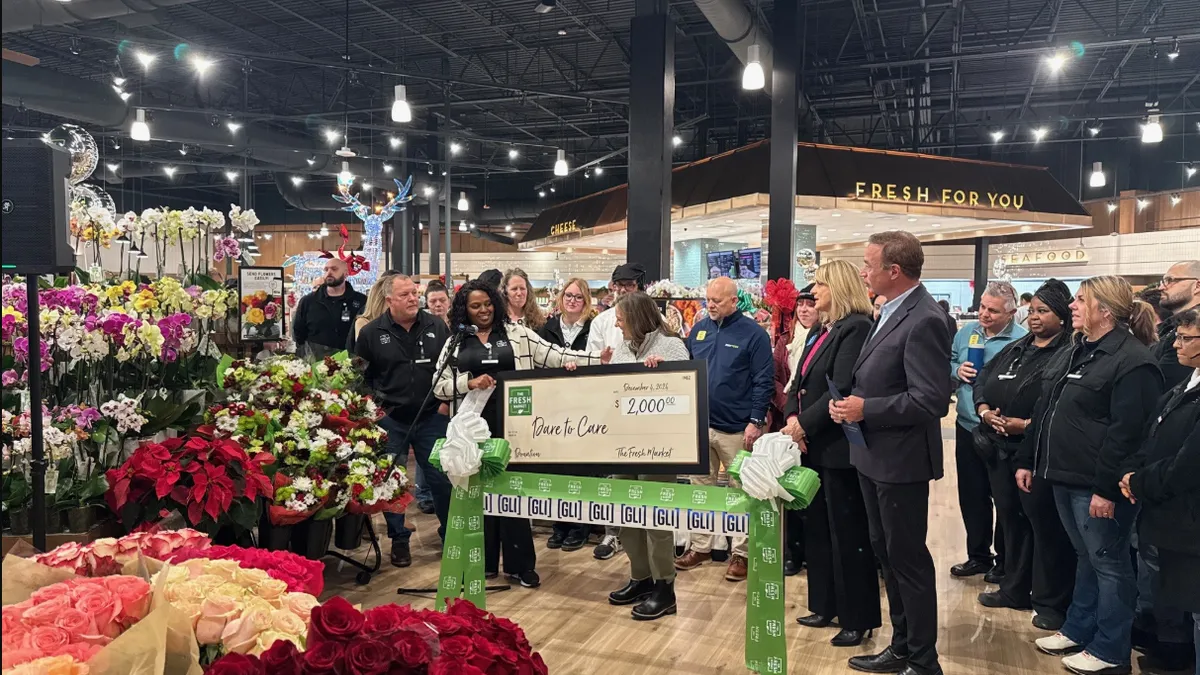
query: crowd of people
[{"left": 290, "top": 243, "right": 1199, "bottom": 675}]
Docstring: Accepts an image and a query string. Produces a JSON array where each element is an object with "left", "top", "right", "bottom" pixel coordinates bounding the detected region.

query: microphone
[{"left": 456, "top": 323, "right": 479, "bottom": 335}]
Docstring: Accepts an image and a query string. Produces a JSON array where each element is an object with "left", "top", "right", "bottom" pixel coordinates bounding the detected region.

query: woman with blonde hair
[
  {"left": 348, "top": 271, "right": 398, "bottom": 350},
  {"left": 1021, "top": 275, "right": 1163, "bottom": 675},
  {"left": 502, "top": 268, "right": 546, "bottom": 330},
  {"left": 782, "top": 259, "right": 881, "bottom": 647}
]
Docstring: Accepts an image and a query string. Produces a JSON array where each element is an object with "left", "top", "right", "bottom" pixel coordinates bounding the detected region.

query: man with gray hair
[
  {"left": 948, "top": 281, "right": 1025, "bottom": 581},
  {"left": 1153, "top": 260, "right": 1200, "bottom": 388}
]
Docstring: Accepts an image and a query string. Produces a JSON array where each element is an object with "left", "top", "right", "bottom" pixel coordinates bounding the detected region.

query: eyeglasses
[
  {"left": 1161, "top": 276, "right": 1198, "bottom": 287},
  {"left": 1174, "top": 333, "right": 1200, "bottom": 344},
  {"left": 563, "top": 293, "right": 585, "bottom": 302}
]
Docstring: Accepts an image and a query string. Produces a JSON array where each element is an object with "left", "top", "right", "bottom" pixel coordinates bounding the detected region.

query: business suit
[
  {"left": 850, "top": 284, "right": 952, "bottom": 675},
  {"left": 784, "top": 313, "right": 881, "bottom": 633}
]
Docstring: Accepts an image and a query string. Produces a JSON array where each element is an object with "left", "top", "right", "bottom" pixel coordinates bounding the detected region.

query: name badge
[
  {"left": 414, "top": 359, "right": 431, "bottom": 364},
  {"left": 997, "top": 374, "right": 1016, "bottom": 380},
  {"left": 482, "top": 359, "right": 499, "bottom": 365},
  {"left": 1067, "top": 373, "right": 1083, "bottom": 379}
]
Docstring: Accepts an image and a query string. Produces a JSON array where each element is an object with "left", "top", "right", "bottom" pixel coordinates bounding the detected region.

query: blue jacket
[
  {"left": 687, "top": 311, "right": 774, "bottom": 434},
  {"left": 951, "top": 319, "right": 1026, "bottom": 428}
]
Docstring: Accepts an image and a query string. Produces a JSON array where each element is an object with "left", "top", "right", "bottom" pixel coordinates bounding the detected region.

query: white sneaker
[
  {"left": 1035, "top": 632, "right": 1083, "bottom": 655},
  {"left": 593, "top": 534, "right": 623, "bottom": 560},
  {"left": 1061, "top": 651, "right": 1130, "bottom": 675}
]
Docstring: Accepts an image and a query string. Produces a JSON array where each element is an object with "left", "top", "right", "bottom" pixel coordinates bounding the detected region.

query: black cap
[
  {"left": 611, "top": 263, "right": 647, "bottom": 288},
  {"left": 798, "top": 283, "right": 816, "bottom": 301},
  {"left": 478, "top": 269, "right": 503, "bottom": 289}
]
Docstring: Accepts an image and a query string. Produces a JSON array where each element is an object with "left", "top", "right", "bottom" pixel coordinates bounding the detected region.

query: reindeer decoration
[{"left": 282, "top": 175, "right": 414, "bottom": 304}]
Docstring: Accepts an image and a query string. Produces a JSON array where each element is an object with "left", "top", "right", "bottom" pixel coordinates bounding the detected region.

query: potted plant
[{"left": 3, "top": 470, "right": 32, "bottom": 535}]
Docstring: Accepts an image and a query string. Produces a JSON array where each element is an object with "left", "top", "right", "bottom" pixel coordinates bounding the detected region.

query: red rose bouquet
[
  {"left": 164, "top": 544, "right": 325, "bottom": 596},
  {"left": 104, "top": 435, "right": 274, "bottom": 536},
  {"left": 206, "top": 598, "right": 548, "bottom": 675},
  {"left": 31, "top": 528, "right": 211, "bottom": 576}
]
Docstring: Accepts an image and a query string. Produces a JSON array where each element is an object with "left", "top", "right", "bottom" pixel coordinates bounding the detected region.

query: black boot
[
  {"left": 608, "top": 578, "right": 654, "bottom": 606},
  {"left": 631, "top": 580, "right": 677, "bottom": 620}
]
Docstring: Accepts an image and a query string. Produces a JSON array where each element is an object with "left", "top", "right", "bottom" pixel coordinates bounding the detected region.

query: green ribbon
[{"left": 431, "top": 438, "right": 818, "bottom": 675}]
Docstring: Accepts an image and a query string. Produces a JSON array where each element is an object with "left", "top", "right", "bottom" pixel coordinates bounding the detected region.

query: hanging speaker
[{"left": 2, "top": 138, "right": 74, "bottom": 274}]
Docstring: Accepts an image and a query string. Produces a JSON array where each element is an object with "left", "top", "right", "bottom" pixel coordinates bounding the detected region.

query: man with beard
[
  {"left": 292, "top": 258, "right": 367, "bottom": 360},
  {"left": 1153, "top": 260, "right": 1200, "bottom": 388}
]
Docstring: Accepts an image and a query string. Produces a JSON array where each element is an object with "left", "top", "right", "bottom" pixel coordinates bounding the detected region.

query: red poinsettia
[{"left": 105, "top": 435, "right": 275, "bottom": 537}]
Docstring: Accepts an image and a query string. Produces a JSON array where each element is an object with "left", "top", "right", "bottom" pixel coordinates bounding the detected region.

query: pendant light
[
  {"left": 391, "top": 84, "right": 412, "bottom": 123},
  {"left": 1089, "top": 162, "right": 1106, "bottom": 188},
  {"left": 131, "top": 109, "right": 151, "bottom": 141},
  {"left": 457, "top": 191, "right": 469, "bottom": 211},
  {"left": 553, "top": 149, "right": 568, "bottom": 176},
  {"left": 742, "top": 44, "right": 765, "bottom": 91}
]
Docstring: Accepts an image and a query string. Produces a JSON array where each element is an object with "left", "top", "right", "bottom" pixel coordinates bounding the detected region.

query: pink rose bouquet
[
  {"left": 31, "top": 528, "right": 211, "bottom": 576},
  {"left": 164, "top": 544, "right": 325, "bottom": 596},
  {"left": 2, "top": 576, "right": 151, "bottom": 670},
  {"left": 1, "top": 654, "right": 92, "bottom": 675}
]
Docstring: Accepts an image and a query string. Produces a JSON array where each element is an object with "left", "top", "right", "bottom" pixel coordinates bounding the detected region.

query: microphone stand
[{"left": 397, "top": 323, "right": 510, "bottom": 599}]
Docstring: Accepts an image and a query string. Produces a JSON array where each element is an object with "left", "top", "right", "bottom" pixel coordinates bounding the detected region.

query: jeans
[
  {"left": 414, "top": 464, "right": 433, "bottom": 506},
  {"left": 377, "top": 413, "right": 451, "bottom": 544},
  {"left": 1054, "top": 484, "right": 1139, "bottom": 665}
]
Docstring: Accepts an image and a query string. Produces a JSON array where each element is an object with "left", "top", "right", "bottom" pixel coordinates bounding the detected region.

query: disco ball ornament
[
  {"left": 70, "top": 183, "right": 100, "bottom": 208},
  {"left": 803, "top": 264, "right": 818, "bottom": 283},
  {"left": 46, "top": 124, "right": 99, "bottom": 185},
  {"left": 992, "top": 258, "right": 1009, "bottom": 279},
  {"left": 90, "top": 186, "right": 117, "bottom": 214},
  {"left": 796, "top": 248, "right": 816, "bottom": 268}
]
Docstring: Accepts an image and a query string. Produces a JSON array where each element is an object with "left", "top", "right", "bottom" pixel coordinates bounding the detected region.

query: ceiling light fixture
[
  {"left": 508, "top": 148, "right": 519, "bottom": 160},
  {"left": 1137, "top": 198, "right": 1149, "bottom": 211},
  {"left": 178, "top": 145, "right": 188, "bottom": 156},
  {"left": 1031, "top": 127, "right": 1048, "bottom": 142},
  {"left": 226, "top": 121, "right": 242, "bottom": 133},
  {"left": 990, "top": 129, "right": 1004, "bottom": 143},
  {"left": 538, "top": 190, "right": 547, "bottom": 198},
  {"left": 338, "top": 162, "right": 353, "bottom": 184},
  {"left": 1185, "top": 163, "right": 1197, "bottom": 179},
  {"left": 458, "top": 222, "right": 468, "bottom": 232},
  {"left": 1170, "top": 193, "right": 1182, "bottom": 207},
  {"left": 449, "top": 141, "right": 462, "bottom": 155},
  {"left": 131, "top": 108, "right": 150, "bottom": 141},
  {"left": 163, "top": 166, "right": 177, "bottom": 178},
  {"left": 191, "top": 56, "right": 214, "bottom": 76},
  {"left": 136, "top": 51, "right": 156, "bottom": 70},
  {"left": 262, "top": 233, "right": 272, "bottom": 240},
  {"left": 1044, "top": 51, "right": 1068, "bottom": 73},
  {"left": 118, "top": 91, "right": 132, "bottom": 101},
  {"left": 505, "top": 224, "right": 513, "bottom": 232},
  {"left": 383, "top": 163, "right": 394, "bottom": 173},
  {"left": 554, "top": 149, "right": 568, "bottom": 176},
  {"left": 106, "top": 162, "right": 120, "bottom": 172},
  {"left": 534, "top": 0, "right": 555, "bottom": 14},
  {"left": 225, "top": 170, "right": 239, "bottom": 183},
  {"left": 1089, "top": 161, "right": 1106, "bottom": 188},
  {"left": 323, "top": 128, "right": 340, "bottom": 143},
  {"left": 389, "top": 136, "right": 401, "bottom": 148},
  {"left": 290, "top": 176, "right": 304, "bottom": 186},
  {"left": 423, "top": 186, "right": 435, "bottom": 197},
  {"left": 594, "top": 165, "right": 603, "bottom": 175},
  {"left": 742, "top": 44, "right": 765, "bottom": 91},
  {"left": 1142, "top": 115, "right": 1163, "bottom": 144},
  {"left": 549, "top": 186, "right": 556, "bottom": 193},
  {"left": 391, "top": 84, "right": 412, "bottom": 123},
  {"left": 1106, "top": 201, "right": 1118, "bottom": 213},
  {"left": 672, "top": 135, "right": 683, "bottom": 147},
  {"left": 1167, "top": 38, "right": 1180, "bottom": 60},
  {"left": 1087, "top": 121, "right": 1102, "bottom": 136},
  {"left": 362, "top": 182, "right": 372, "bottom": 190},
  {"left": 306, "top": 157, "right": 316, "bottom": 166},
  {"left": 457, "top": 191, "right": 469, "bottom": 211}
]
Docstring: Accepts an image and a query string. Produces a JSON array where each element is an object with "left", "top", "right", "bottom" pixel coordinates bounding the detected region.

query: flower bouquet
[
  {"left": 239, "top": 291, "right": 283, "bottom": 341},
  {"left": 31, "top": 529, "right": 211, "bottom": 577},
  {"left": 162, "top": 545, "right": 324, "bottom": 596},
  {"left": 205, "top": 598, "right": 549, "bottom": 675},
  {"left": 104, "top": 435, "right": 273, "bottom": 538}
]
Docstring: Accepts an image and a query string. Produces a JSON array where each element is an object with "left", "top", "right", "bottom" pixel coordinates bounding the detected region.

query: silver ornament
[
  {"left": 70, "top": 183, "right": 100, "bottom": 208},
  {"left": 803, "top": 264, "right": 818, "bottom": 283},
  {"left": 796, "top": 248, "right": 816, "bottom": 267},
  {"left": 90, "top": 185, "right": 117, "bottom": 214},
  {"left": 46, "top": 124, "right": 99, "bottom": 185}
]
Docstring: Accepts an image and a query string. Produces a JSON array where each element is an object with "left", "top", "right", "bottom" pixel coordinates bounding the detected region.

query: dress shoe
[
  {"left": 608, "top": 578, "right": 655, "bottom": 606},
  {"left": 674, "top": 549, "right": 711, "bottom": 571},
  {"left": 847, "top": 646, "right": 909, "bottom": 673},
  {"left": 831, "top": 628, "right": 874, "bottom": 647},
  {"left": 983, "top": 568, "right": 1006, "bottom": 585},
  {"left": 547, "top": 531, "right": 565, "bottom": 549},
  {"left": 950, "top": 559, "right": 992, "bottom": 577},
  {"left": 631, "top": 580, "right": 676, "bottom": 621},
  {"left": 796, "top": 613, "right": 837, "bottom": 628},
  {"left": 389, "top": 540, "right": 411, "bottom": 568},
  {"left": 1138, "top": 642, "right": 1195, "bottom": 672},
  {"left": 898, "top": 667, "right": 943, "bottom": 675},
  {"left": 725, "top": 555, "right": 748, "bottom": 582},
  {"left": 1130, "top": 625, "right": 1158, "bottom": 655},
  {"left": 978, "top": 591, "right": 1032, "bottom": 610},
  {"left": 784, "top": 559, "right": 800, "bottom": 577},
  {"left": 561, "top": 531, "right": 587, "bottom": 552},
  {"left": 1032, "top": 613, "right": 1064, "bottom": 631},
  {"left": 418, "top": 500, "right": 435, "bottom": 515}
]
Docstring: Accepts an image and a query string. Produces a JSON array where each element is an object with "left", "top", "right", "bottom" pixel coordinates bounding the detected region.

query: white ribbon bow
[
  {"left": 737, "top": 432, "right": 803, "bottom": 508},
  {"left": 439, "top": 387, "right": 495, "bottom": 490}
]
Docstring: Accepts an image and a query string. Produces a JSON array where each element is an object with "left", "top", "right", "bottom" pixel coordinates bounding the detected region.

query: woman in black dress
[
  {"left": 781, "top": 259, "right": 881, "bottom": 647},
  {"left": 434, "top": 280, "right": 610, "bottom": 588}
]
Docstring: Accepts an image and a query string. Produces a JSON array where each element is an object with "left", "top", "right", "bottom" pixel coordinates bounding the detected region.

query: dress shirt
[
  {"left": 560, "top": 316, "right": 587, "bottom": 346},
  {"left": 872, "top": 284, "right": 919, "bottom": 338}
]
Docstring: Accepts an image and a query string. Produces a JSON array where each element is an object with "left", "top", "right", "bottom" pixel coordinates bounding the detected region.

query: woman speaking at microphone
[
  {"left": 781, "top": 259, "right": 881, "bottom": 647},
  {"left": 604, "top": 291, "right": 691, "bottom": 621},
  {"left": 434, "top": 279, "right": 611, "bottom": 589}
]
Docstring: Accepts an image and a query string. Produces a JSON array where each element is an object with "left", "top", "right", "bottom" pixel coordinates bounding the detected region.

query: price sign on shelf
[
  {"left": 497, "top": 361, "right": 711, "bottom": 475},
  {"left": 619, "top": 395, "right": 690, "bottom": 416}
]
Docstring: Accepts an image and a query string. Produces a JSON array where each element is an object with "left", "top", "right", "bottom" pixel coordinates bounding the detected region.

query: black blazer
[
  {"left": 783, "top": 313, "right": 873, "bottom": 469},
  {"left": 537, "top": 315, "right": 592, "bottom": 351},
  {"left": 849, "top": 284, "right": 953, "bottom": 483},
  {"left": 1130, "top": 381, "right": 1200, "bottom": 557}
]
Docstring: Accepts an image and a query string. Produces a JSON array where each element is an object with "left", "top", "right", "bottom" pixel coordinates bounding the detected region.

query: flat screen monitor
[
  {"left": 706, "top": 250, "right": 737, "bottom": 279},
  {"left": 737, "top": 248, "right": 761, "bottom": 279}
]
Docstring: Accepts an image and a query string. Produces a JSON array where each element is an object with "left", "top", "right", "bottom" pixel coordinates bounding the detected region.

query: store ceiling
[{"left": 3, "top": 0, "right": 1198, "bottom": 218}]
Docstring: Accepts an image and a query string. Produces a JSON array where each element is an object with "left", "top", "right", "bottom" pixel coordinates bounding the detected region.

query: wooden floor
[{"left": 323, "top": 416, "right": 1151, "bottom": 674}]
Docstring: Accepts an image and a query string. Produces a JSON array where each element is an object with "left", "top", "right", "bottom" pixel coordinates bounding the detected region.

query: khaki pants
[
  {"left": 616, "top": 474, "right": 678, "bottom": 582},
  {"left": 688, "top": 428, "right": 748, "bottom": 557}
]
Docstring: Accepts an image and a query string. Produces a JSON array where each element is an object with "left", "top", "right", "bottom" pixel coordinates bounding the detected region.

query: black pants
[
  {"left": 484, "top": 516, "right": 536, "bottom": 575},
  {"left": 804, "top": 466, "right": 882, "bottom": 631},
  {"left": 785, "top": 509, "right": 805, "bottom": 565},
  {"left": 987, "top": 453, "right": 1033, "bottom": 603},
  {"left": 859, "top": 473, "right": 940, "bottom": 674},
  {"left": 1021, "top": 472, "right": 1076, "bottom": 621},
  {"left": 955, "top": 423, "right": 1004, "bottom": 566}
]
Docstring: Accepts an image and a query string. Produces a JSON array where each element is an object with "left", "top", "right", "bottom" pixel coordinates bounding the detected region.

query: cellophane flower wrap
[
  {"left": 163, "top": 545, "right": 324, "bottom": 596},
  {"left": 31, "top": 529, "right": 211, "bottom": 577},
  {"left": 2, "top": 575, "right": 151, "bottom": 670},
  {"left": 104, "top": 435, "right": 273, "bottom": 536},
  {"left": 210, "top": 353, "right": 408, "bottom": 523},
  {"left": 153, "top": 559, "right": 318, "bottom": 664},
  {"left": 205, "top": 598, "right": 548, "bottom": 675}
]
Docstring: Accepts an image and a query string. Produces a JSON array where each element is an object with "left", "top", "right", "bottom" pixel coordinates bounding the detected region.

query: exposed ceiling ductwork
[{"left": 3, "top": 0, "right": 202, "bottom": 34}]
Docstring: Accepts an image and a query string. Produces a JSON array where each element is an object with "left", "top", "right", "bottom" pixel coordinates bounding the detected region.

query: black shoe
[
  {"left": 950, "top": 559, "right": 992, "bottom": 577},
  {"left": 831, "top": 628, "right": 874, "bottom": 647},
  {"left": 1032, "top": 613, "right": 1064, "bottom": 631},
  {"left": 983, "top": 568, "right": 1006, "bottom": 585},
  {"left": 484, "top": 571, "right": 499, "bottom": 580},
  {"left": 796, "top": 613, "right": 837, "bottom": 628},
  {"left": 848, "top": 646, "right": 909, "bottom": 673},
  {"left": 1140, "top": 642, "right": 1195, "bottom": 672},
  {"left": 561, "top": 532, "right": 587, "bottom": 552},
  {"left": 978, "top": 591, "right": 1032, "bottom": 610},
  {"left": 547, "top": 531, "right": 565, "bottom": 549},
  {"left": 389, "top": 540, "right": 411, "bottom": 568},
  {"left": 784, "top": 559, "right": 800, "bottom": 577},
  {"left": 631, "top": 580, "right": 676, "bottom": 621},
  {"left": 609, "top": 578, "right": 655, "bottom": 606},
  {"left": 1131, "top": 625, "right": 1159, "bottom": 655},
  {"left": 899, "top": 667, "right": 943, "bottom": 675},
  {"left": 418, "top": 500, "right": 435, "bottom": 515},
  {"left": 506, "top": 570, "right": 540, "bottom": 588}
]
